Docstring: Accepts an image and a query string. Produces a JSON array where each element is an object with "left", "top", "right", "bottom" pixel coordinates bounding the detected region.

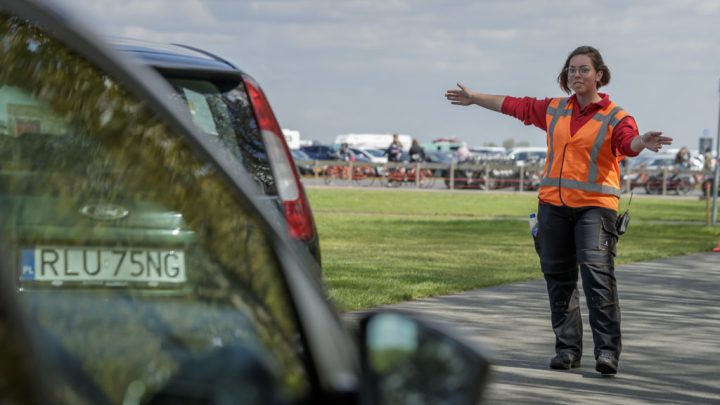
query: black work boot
[
  {"left": 549, "top": 352, "right": 581, "bottom": 370},
  {"left": 595, "top": 352, "right": 619, "bottom": 375}
]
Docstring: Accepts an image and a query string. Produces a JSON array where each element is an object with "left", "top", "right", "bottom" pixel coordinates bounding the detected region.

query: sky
[{"left": 52, "top": 0, "right": 720, "bottom": 151}]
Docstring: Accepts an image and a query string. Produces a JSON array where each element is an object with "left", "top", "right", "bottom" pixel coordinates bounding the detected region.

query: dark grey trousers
[{"left": 536, "top": 203, "right": 621, "bottom": 361}]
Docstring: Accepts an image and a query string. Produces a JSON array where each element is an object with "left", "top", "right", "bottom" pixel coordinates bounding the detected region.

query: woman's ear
[{"left": 596, "top": 70, "right": 604, "bottom": 85}]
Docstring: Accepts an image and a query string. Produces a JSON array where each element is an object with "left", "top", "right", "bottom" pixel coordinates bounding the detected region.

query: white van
[
  {"left": 334, "top": 133, "right": 412, "bottom": 152},
  {"left": 282, "top": 128, "right": 301, "bottom": 150}
]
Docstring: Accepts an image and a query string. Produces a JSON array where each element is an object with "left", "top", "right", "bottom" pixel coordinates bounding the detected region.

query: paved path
[{"left": 348, "top": 252, "right": 720, "bottom": 404}]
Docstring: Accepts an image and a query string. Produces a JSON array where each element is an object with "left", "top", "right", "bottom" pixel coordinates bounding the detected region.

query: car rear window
[{"left": 166, "top": 77, "right": 278, "bottom": 196}]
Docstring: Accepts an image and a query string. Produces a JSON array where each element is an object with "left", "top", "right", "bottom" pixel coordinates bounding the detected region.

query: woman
[
  {"left": 674, "top": 146, "right": 690, "bottom": 168},
  {"left": 445, "top": 46, "right": 672, "bottom": 375},
  {"left": 384, "top": 133, "right": 404, "bottom": 162},
  {"left": 409, "top": 138, "right": 426, "bottom": 163}
]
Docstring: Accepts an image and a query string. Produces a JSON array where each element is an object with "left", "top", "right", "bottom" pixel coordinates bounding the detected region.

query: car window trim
[{"left": 152, "top": 66, "right": 245, "bottom": 83}]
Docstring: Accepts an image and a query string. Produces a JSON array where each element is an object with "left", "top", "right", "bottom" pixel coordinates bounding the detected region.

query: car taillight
[{"left": 243, "top": 74, "right": 315, "bottom": 241}]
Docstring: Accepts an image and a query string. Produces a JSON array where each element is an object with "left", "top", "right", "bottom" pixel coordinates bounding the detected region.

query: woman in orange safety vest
[{"left": 445, "top": 45, "right": 672, "bottom": 375}]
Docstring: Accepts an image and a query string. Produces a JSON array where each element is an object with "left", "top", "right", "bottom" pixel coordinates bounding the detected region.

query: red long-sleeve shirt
[{"left": 500, "top": 93, "right": 640, "bottom": 157}]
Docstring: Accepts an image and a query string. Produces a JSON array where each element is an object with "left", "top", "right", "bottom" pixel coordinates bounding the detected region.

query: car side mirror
[{"left": 359, "top": 311, "right": 491, "bottom": 404}]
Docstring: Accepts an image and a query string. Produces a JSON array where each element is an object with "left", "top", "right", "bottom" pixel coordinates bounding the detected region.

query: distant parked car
[
  {"left": 301, "top": 144, "right": 335, "bottom": 161},
  {"left": 354, "top": 147, "right": 388, "bottom": 162},
  {"left": 469, "top": 146, "right": 507, "bottom": 159},
  {"left": 507, "top": 147, "right": 546, "bottom": 167},
  {"left": 634, "top": 154, "right": 676, "bottom": 171},
  {"left": 426, "top": 150, "right": 454, "bottom": 163},
  {"left": 624, "top": 154, "right": 676, "bottom": 192},
  {"left": 291, "top": 149, "right": 316, "bottom": 175},
  {"left": 350, "top": 147, "right": 387, "bottom": 175}
]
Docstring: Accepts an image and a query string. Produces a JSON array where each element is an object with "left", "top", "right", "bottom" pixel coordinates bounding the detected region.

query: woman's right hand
[{"left": 445, "top": 83, "right": 475, "bottom": 106}]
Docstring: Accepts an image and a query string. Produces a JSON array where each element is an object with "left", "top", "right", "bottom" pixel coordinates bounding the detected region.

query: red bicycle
[
  {"left": 381, "top": 165, "right": 434, "bottom": 188},
  {"left": 323, "top": 164, "right": 376, "bottom": 186}
]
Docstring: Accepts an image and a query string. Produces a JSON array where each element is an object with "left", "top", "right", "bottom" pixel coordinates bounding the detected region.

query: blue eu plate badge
[{"left": 21, "top": 249, "right": 35, "bottom": 281}]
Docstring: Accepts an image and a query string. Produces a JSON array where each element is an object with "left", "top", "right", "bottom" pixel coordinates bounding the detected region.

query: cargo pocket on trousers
[{"left": 599, "top": 216, "right": 619, "bottom": 257}]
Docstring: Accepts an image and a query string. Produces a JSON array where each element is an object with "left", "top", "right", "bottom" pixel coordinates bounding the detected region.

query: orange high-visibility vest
[{"left": 539, "top": 97, "right": 628, "bottom": 211}]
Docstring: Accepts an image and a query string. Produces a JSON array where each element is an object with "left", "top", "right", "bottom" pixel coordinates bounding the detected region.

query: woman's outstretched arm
[{"left": 445, "top": 83, "right": 505, "bottom": 112}]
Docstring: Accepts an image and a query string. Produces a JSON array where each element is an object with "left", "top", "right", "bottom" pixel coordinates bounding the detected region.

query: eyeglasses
[{"left": 566, "top": 66, "right": 593, "bottom": 75}]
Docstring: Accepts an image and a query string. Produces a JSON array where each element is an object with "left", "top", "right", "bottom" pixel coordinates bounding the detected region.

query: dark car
[
  {"left": 623, "top": 154, "right": 676, "bottom": 193},
  {"left": 425, "top": 150, "right": 454, "bottom": 177},
  {"left": 112, "top": 38, "right": 322, "bottom": 266},
  {"left": 291, "top": 149, "right": 316, "bottom": 175},
  {"left": 0, "top": 1, "right": 491, "bottom": 404},
  {"left": 301, "top": 144, "right": 335, "bottom": 161}
]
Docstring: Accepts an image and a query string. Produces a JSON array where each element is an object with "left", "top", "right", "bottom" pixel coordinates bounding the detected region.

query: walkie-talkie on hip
[{"left": 616, "top": 192, "right": 632, "bottom": 235}]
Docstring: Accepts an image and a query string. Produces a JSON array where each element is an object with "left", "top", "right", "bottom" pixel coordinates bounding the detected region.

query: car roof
[{"left": 112, "top": 37, "right": 240, "bottom": 74}]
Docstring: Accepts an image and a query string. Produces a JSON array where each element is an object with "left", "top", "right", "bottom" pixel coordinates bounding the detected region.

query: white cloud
[
  {"left": 55, "top": 0, "right": 216, "bottom": 33},
  {"left": 695, "top": 0, "right": 720, "bottom": 13},
  {"left": 50, "top": 0, "right": 720, "bottom": 148},
  {"left": 463, "top": 29, "right": 518, "bottom": 41}
]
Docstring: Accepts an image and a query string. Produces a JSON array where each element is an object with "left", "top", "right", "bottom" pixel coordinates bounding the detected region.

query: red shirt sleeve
[
  {"left": 612, "top": 116, "right": 639, "bottom": 157},
  {"left": 500, "top": 96, "right": 552, "bottom": 130}
]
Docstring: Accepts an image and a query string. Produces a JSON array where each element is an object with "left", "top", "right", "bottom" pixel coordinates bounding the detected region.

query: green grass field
[{"left": 308, "top": 188, "right": 720, "bottom": 311}]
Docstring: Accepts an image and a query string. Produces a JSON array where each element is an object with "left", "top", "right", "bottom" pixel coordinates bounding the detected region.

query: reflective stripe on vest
[
  {"left": 540, "top": 178, "right": 621, "bottom": 196},
  {"left": 544, "top": 98, "right": 570, "bottom": 179},
  {"left": 541, "top": 98, "right": 624, "bottom": 198}
]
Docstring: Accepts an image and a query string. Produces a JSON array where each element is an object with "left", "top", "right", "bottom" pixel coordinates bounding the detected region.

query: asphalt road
[{"left": 347, "top": 252, "right": 720, "bottom": 404}]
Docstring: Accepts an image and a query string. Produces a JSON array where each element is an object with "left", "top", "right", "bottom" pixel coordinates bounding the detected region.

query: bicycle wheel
[
  {"left": 423, "top": 171, "right": 436, "bottom": 188},
  {"left": 379, "top": 173, "right": 389, "bottom": 187},
  {"left": 644, "top": 177, "right": 662, "bottom": 194},
  {"left": 485, "top": 176, "right": 497, "bottom": 190},
  {"left": 352, "top": 172, "right": 374, "bottom": 187},
  {"left": 351, "top": 167, "right": 372, "bottom": 186},
  {"left": 323, "top": 167, "right": 339, "bottom": 185},
  {"left": 674, "top": 179, "right": 692, "bottom": 195},
  {"left": 418, "top": 170, "right": 433, "bottom": 188},
  {"left": 382, "top": 170, "right": 402, "bottom": 188}
]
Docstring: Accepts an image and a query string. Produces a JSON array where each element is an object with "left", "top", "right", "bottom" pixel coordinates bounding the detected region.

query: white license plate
[{"left": 19, "top": 246, "right": 186, "bottom": 285}]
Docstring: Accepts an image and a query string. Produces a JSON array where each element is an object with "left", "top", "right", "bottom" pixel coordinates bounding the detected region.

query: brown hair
[{"left": 556, "top": 46, "right": 611, "bottom": 94}]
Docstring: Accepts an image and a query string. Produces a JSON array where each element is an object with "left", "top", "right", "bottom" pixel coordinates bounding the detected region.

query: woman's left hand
[{"left": 640, "top": 131, "right": 673, "bottom": 152}]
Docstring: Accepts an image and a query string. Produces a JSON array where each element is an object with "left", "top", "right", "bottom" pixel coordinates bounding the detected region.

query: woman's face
[{"left": 567, "top": 54, "right": 603, "bottom": 96}]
